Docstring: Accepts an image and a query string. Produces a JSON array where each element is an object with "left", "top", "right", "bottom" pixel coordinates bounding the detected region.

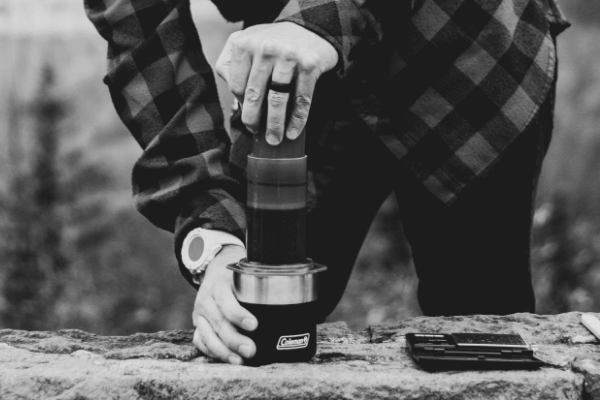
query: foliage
[
  {"left": 0, "top": 64, "right": 194, "bottom": 334},
  {"left": 532, "top": 196, "right": 600, "bottom": 314},
  {"left": 2, "top": 2, "right": 600, "bottom": 334},
  {"left": 0, "top": 66, "right": 66, "bottom": 330}
]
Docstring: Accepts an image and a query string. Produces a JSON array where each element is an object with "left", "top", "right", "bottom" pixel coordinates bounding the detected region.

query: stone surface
[
  {"left": 0, "top": 312, "right": 599, "bottom": 399},
  {"left": 573, "top": 357, "right": 600, "bottom": 400}
]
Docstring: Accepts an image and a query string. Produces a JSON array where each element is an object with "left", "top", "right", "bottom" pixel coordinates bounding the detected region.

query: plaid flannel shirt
[
  {"left": 85, "top": 0, "right": 568, "bottom": 287},
  {"left": 273, "top": 0, "right": 569, "bottom": 204}
]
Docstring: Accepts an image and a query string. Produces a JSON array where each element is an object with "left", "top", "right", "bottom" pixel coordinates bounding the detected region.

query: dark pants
[{"left": 306, "top": 85, "right": 555, "bottom": 321}]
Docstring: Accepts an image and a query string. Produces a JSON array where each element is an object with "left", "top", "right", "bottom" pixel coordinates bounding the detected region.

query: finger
[
  {"left": 201, "top": 295, "right": 256, "bottom": 359},
  {"left": 265, "top": 61, "right": 295, "bottom": 145},
  {"left": 286, "top": 68, "right": 318, "bottom": 140},
  {"left": 193, "top": 325, "right": 213, "bottom": 358},
  {"left": 215, "top": 31, "right": 236, "bottom": 84},
  {"left": 192, "top": 290, "right": 211, "bottom": 328},
  {"left": 194, "top": 316, "right": 243, "bottom": 365},
  {"left": 241, "top": 58, "right": 272, "bottom": 134},
  {"left": 228, "top": 36, "right": 252, "bottom": 106},
  {"left": 192, "top": 307, "right": 199, "bottom": 328},
  {"left": 215, "top": 286, "right": 258, "bottom": 333}
]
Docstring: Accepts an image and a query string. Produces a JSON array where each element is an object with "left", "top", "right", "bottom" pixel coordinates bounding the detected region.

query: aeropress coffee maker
[{"left": 228, "top": 126, "right": 326, "bottom": 366}]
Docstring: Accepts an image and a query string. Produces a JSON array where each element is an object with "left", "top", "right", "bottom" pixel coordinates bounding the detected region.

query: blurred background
[{"left": 0, "top": 0, "right": 598, "bottom": 334}]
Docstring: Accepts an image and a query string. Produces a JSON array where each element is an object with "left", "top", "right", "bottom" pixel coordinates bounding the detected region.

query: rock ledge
[{"left": 1, "top": 313, "right": 600, "bottom": 399}]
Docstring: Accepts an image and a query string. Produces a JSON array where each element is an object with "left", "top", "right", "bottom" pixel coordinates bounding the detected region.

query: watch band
[{"left": 181, "top": 228, "right": 245, "bottom": 285}]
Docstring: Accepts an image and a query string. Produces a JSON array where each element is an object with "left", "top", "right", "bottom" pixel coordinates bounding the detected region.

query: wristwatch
[{"left": 181, "top": 228, "right": 245, "bottom": 285}]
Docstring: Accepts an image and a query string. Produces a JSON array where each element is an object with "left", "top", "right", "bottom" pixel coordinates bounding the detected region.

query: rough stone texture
[{"left": 0, "top": 312, "right": 599, "bottom": 399}]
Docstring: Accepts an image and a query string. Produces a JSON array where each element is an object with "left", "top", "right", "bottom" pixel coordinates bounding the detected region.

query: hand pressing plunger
[
  {"left": 215, "top": 22, "right": 339, "bottom": 145},
  {"left": 191, "top": 22, "right": 338, "bottom": 365}
]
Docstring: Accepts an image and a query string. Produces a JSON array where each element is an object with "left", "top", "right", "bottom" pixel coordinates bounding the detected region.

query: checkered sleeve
[
  {"left": 85, "top": 0, "right": 246, "bottom": 286},
  {"left": 274, "top": 0, "right": 394, "bottom": 78}
]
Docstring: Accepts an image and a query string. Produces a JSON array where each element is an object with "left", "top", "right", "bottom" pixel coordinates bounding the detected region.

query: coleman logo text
[{"left": 276, "top": 333, "right": 310, "bottom": 350}]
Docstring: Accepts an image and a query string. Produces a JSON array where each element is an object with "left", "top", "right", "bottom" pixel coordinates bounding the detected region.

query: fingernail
[
  {"left": 266, "top": 133, "right": 280, "bottom": 145},
  {"left": 243, "top": 318, "right": 258, "bottom": 331},
  {"left": 228, "top": 354, "right": 243, "bottom": 365},
  {"left": 287, "top": 129, "right": 299, "bottom": 140},
  {"left": 239, "top": 344, "right": 253, "bottom": 359}
]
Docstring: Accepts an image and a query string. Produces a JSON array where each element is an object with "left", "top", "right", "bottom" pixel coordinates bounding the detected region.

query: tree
[{"left": 0, "top": 65, "right": 66, "bottom": 330}]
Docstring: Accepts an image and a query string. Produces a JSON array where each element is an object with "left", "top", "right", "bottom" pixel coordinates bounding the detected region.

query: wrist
[
  {"left": 181, "top": 228, "right": 245, "bottom": 285},
  {"left": 203, "top": 245, "right": 246, "bottom": 282},
  {"left": 220, "top": 243, "right": 246, "bottom": 253}
]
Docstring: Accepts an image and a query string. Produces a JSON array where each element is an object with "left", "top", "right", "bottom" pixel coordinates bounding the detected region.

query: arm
[
  {"left": 84, "top": 0, "right": 245, "bottom": 281},
  {"left": 85, "top": 0, "right": 256, "bottom": 364}
]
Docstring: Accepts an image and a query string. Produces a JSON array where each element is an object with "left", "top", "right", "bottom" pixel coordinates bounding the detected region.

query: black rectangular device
[{"left": 405, "top": 332, "right": 545, "bottom": 371}]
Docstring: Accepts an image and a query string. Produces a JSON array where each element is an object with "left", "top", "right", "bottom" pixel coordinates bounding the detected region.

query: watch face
[{"left": 188, "top": 235, "right": 205, "bottom": 262}]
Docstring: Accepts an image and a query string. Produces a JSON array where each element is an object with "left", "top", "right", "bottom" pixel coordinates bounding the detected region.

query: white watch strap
[{"left": 181, "top": 228, "right": 245, "bottom": 283}]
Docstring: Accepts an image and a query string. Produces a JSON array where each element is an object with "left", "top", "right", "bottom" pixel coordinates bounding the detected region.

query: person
[{"left": 85, "top": 0, "right": 570, "bottom": 365}]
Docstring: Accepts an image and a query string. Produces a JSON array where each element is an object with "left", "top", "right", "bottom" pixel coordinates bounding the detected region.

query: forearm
[{"left": 85, "top": 0, "right": 246, "bottom": 285}]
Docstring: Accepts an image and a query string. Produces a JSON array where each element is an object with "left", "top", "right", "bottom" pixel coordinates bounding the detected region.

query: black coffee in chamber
[
  {"left": 245, "top": 155, "right": 307, "bottom": 265},
  {"left": 246, "top": 206, "right": 306, "bottom": 265}
]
